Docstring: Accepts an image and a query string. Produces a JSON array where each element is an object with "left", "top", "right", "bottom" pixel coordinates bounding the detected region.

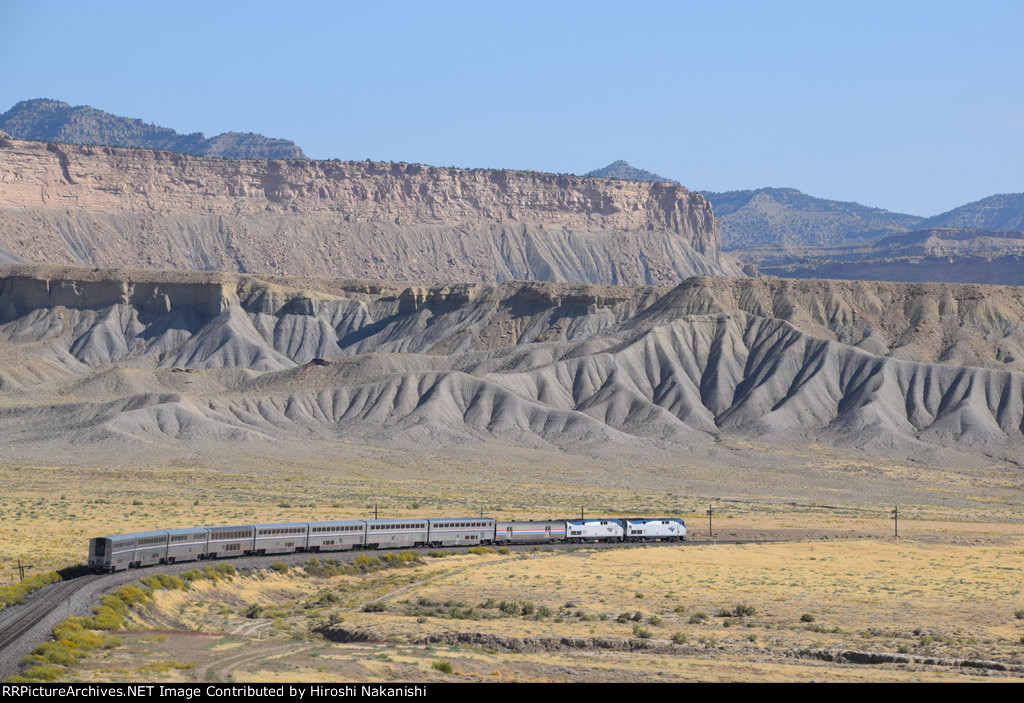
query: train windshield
[{"left": 94, "top": 539, "right": 107, "bottom": 557}]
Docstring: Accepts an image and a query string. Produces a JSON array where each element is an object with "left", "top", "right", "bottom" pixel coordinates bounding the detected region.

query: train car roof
[
  {"left": 306, "top": 520, "right": 366, "bottom": 527},
  {"left": 624, "top": 517, "right": 685, "bottom": 523},
  {"left": 165, "top": 527, "right": 210, "bottom": 534},
  {"left": 251, "top": 522, "right": 309, "bottom": 529},
  {"left": 495, "top": 519, "right": 564, "bottom": 524},
  {"left": 205, "top": 524, "right": 257, "bottom": 531},
  {"left": 426, "top": 517, "right": 495, "bottom": 522},
  {"left": 97, "top": 529, "right": 168, "bottom": 541},
  {"left": 365, "top": 518, "right": 429, "bottom": 524}
]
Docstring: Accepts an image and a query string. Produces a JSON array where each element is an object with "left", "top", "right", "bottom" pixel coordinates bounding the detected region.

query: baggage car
[{"left": 494, "top": 520, "right": 566, "bottom": 544}]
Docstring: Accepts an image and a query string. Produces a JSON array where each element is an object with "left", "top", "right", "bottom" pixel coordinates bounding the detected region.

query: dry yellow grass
[
  {"left": 66, "top": 539, "right": 1024, "bottom": 682},
  {"left": 3, "top": 456, "right": 1021, "bottom": 585}
]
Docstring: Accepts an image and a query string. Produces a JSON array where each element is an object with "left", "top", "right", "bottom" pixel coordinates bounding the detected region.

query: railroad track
[
  {"left": 0, "top": 533, "right": 859, "bottom": 674},
  {"left": 0, "top": 574, "right": 101, "bottom": 652}
]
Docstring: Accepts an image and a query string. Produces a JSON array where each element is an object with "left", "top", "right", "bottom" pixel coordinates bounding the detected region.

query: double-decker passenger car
[
  {"left": 307, "top": 520, "right": 366, "bottom": 552},
  {"left": 206, "top": 525, "right": 255, "bottom": 559},
  {"left": 253, "top": 522, "right": 309, "bottom": 555},
  {"left": 165, "top": 528, "right": 209, "bottom": 564},
  {"left": 89, "top": 533, "right": 141, "bottom": 572},
  {"left": 427, "top": 518, "right": 496, "bottom": 547},
  {"left": 364, "top": 519, "right": 429, "bottom": 549}
]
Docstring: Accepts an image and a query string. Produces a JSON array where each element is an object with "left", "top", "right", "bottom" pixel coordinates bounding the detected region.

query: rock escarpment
[
  {"left": 0, "top": 265, "right": 1021, "bottom": 472},
  {"left": 0, "top": 139, "right": 739, "bottom": 284}
]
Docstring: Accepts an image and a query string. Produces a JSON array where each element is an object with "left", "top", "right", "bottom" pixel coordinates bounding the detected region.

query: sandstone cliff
[{"left": 0, "top": 139, "right": 739, "bottom": 284}]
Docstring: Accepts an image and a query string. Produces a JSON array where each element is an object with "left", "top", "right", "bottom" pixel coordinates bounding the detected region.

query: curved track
[
  {"left": 0, "top": 575, "right": 101, "bottom": 652},
  {"left": 0, "top": 535, "right": 840, "bottom": 679}
]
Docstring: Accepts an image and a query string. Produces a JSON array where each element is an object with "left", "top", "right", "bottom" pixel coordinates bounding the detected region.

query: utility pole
[
  {"left": 892, "top": 505, "right": 899, "bottom": 538},
  {"left": 580, "top": 504, "right": 584, "bottom": 520},
  {"left": 18, "top": 558, "right": 25, "bottom": 582},
  {"left": 374, "top": 503, "right": 378, "bottom": 520},
  {"left": 707, "top": 504, "right": 714, "bottom": 540}
]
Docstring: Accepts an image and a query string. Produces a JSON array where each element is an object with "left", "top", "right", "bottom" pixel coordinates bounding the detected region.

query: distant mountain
[
  {"left": 0, "top": 98, "right": 306, "bottom": 159},
  {"left": 701, "top": 187, "right": 925, "bottom": 250},
  {"left": 922, "top": 193, "right": 1024, "bottom": 231},
  {"left": 734, "top": 227, "right": 1024, "bottom": 286},
  {"left": 585, "top": 160, "right": 680, "bottom": 185}
]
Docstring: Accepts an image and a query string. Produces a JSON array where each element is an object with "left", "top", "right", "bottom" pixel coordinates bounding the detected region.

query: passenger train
[{"left": 88, "top": 516, "right": 686, "bottom": 573}]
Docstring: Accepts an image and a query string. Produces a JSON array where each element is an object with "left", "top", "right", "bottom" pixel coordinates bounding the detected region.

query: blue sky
[{"left": 2, "top": 0, "right": 1021, "bottom": 216}]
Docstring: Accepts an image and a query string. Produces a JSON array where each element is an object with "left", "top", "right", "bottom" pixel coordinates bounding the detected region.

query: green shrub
[
  {"left": 632, "top": 624, "right": 651, "bottom": 639},
  {"left": 270, "top": 562, "right": 289, "bottom": 574},
  {"left": 0, "top": 572, "right": 62, "bottom": 611},
  {"left": 732, "top": 604, "right": 757, "bottom": 617},
  {"left": 98, "top": 595, "right": 129, "bottom": 617},
  {"left": 497, "top": 547, "right": 511, "bottom": 555},
  {"left": 801, "top": 613, "right": 816, "bottom": 623},
  {"left": 32, "top": 642, "right": 81, "bottom": 667},
  {"left": 689, "top": 611, "right": 708, "bottom": 624},
  {"left": 671, "top": 632, "right": 688, "bottom": 645},
  {"left": 432, "top": 659, "right": 454, "bottom": 674},
  {"left": 648, "top": 615, "right": 663, "bottom": 627},
  {"left": 1015, "top": 609, "right": 1024, "bottom": 620},
  {"left": 363, "top": 602, "right": 387, "bottom": 613},
  {"left": 64, "top": 629, "right": 103, "bottom": 650},
  {"left": 20, "top": 665, "right": 64, "bottom": 682},
  {"left": 140, "top": 574, "right": 186, "bottom": 591},
  {"left": 53, "top": 619, "right": 86, "bottom": 641},
  {"left": 352, "top": 555, "right": 381, "bottom": 572},
  {"left": 114, "top": 584, "right": 148, "bottom": 606},
  {"left": 87, "top": 606, "right": 125, "bottom": 630}
]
